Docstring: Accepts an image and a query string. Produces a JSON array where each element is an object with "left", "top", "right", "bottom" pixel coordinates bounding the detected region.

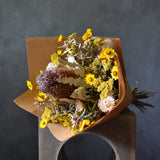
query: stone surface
[{"left": 39, "top": 109, "right": 136, "bottom": 160}]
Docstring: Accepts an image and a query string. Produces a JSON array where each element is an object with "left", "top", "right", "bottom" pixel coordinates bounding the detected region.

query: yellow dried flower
[
  {"left": 57, "top": 114, "right": 72, "bottom": 128},
  {"left": 93, "top": 78, "right": 101, "bottom": 88},
  {"left": 36, "top": 86, "right": 39, "bottom": 91},
  {"left": 87, "top": 28, "right": 92, "bottom": 33},
  {"left": 53, "top": 103, "right": 57, "bottom": 107},
  {"left": 44, "top": 107, "right": 52, "bottom": 114},
  {"left": 37, "top": 91, "right": 47, "bottom": 102},
  {"left": 100, "top": 87, "right": 110, "bottom": 99},
  {"left": 71, "top": 127, "right": 79, "bottom": 134},
  {"left": 89, "top": 58, "right": 102, "bottom": 75},
  {"left": 88, "top": 41, "right": 92, "bottom": 45},
  {"left": 82, "top": 34, "right": 87, "bottom": 41},
  {"left": 93, "top": 38, "right": 104, "bottom": 47},
  {"left": 99, "top": 50, "right": 106, "bottom": 59},
  {"left": 57, "top": 50, "right": 62, "bottom": 55},
  {"left": 91, "top": 121, "right": 95, "bottom": 125},
  {"left": 50, "top": 117, "right": 55, "bottom": 122},
  {"left": 102, "top": 59, "right": 112, "bottom": 72},
  {"left": 114, "top": 60, "right": 117, "bottom": 66},
  {"left": 68, "top": 49, "right": 74, "bottom": 54},
  {"left": 58, "top": 34, "right": 63, "bottom": 42},
  {"left": 108, "top": 78, "right": 114, "bottom": 89},
  {"left": 41, "top": 107, "right": 53, "bottom": 121},
  {"left": 97, "top": 79, "right": 114, "bottom": 99},
  {"left": 63, "top": 120, "right": 72, "bottom": 128},
  {"left": 100, "top": 48, "right": 116, "bottom": 59},
  {"left": 71, "top": 44, "right": 75, "bottom": 48},
  {"left": 41, "top": 113, "right": 50, "bottom": 121},
  {"left": 26, "top": 80, "right": 33, "bottom": 90},
  {"left": 111, "top": 66, "right": 118, "bottom": 80},
  {"left": 92, "top": 58, "right": 102, "bottom": 66},
  {"left": 39, "top": 119, "right": 47, "bottom": 128},
  {"left": 85, "top": 73, "right": 95, "bottom": 85},
  {"left": 82, "top": 28, "right": 92, "bottom": 41},
  {"left": 58, "top": 117, "right": 62, "bottom": 122},
  {"left": 68, "top": 32, "right": 77, "bottom": 40},
  {"left": 79, "top": 119, "right": 90, "bottom": 132},
  {"left": 51, "top": 53, "right": 59, "bottom": 65},
  {"left": 40, "top": 70, "right": 43, "bottom": 74},
  {"left": 97, "top": 81, "right": 107, "bottom": 92}
]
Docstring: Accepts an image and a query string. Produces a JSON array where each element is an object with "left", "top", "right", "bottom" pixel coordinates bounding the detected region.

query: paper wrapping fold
[{"left": 14, "top": 37, "right": 133, "bottom": 141}]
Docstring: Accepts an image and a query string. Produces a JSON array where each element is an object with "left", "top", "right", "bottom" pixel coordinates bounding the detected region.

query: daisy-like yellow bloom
[
  {"left": 99, "top": 49, "right": 106, "bottom": 58},
  {"left": 85, "top": 73, "right": 95, "bottom": 85},
  {"left": 100, "top": 48, "right": 116, "bottom": 59},
  {"left": 82, "top": 34, "right": 87, "bottom": 41},
  {"left": 82, "top": 28, "right": 92, "bottom": 41},
  {"left": 58, "top": 34, "right": 63, "bottom": 42},
  {"left": 39, "top": 119, "right": 47, "bottom": 128},
  {"left": 111, "top": 66, "right": 118, "bottom": 80},
  {"left": 37, "top": 91, "right": 47, "bottom": 102},
  {"left": 51, "top": 53, "right": 59, "bottom": 65},
  {"left": 57, "top": 50, "right": 62, "bottom": 55},
  {"left": 26, "top": 80, "right": 33, "bottom": 90},
  {"left": 79, "top": 119, "right": 90, "bottom": 132}
]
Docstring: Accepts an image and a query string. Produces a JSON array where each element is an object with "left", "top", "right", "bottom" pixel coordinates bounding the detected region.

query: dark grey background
[{"left": 0, "top": 0, "right": 159, "bottom": 159}]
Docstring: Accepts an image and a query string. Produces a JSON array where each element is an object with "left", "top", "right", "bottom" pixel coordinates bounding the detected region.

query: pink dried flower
[{"left": 98, "top": 94, "right": 115, "bottom": 113}]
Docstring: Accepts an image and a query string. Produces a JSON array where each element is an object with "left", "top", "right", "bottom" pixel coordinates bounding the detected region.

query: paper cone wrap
[{"left": 14, "top": 37, "right": 133, "bottom": 141}]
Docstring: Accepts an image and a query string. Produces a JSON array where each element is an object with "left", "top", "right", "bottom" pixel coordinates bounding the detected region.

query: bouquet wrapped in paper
[{"left": 14, "top": 29, "right": 154, "bottom": 141}]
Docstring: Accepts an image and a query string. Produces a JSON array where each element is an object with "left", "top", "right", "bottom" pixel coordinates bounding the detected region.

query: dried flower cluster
[{"left": 27, "top": 29, "right": 120, "bottom": 133}]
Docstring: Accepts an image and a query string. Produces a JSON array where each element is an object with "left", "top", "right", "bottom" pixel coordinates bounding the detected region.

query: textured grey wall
[{"left": 0, "top": 0, "right": 159, "bottom": 159}]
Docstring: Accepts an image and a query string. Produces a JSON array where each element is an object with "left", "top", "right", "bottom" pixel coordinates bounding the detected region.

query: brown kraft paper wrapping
[{"left": 14, "top": 37, "right": 133, "bottom": 141}]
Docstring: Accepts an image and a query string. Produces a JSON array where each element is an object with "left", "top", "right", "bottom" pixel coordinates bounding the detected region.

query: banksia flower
[{"left": 36, "top": 67, "right": 79, "bottom": 98}]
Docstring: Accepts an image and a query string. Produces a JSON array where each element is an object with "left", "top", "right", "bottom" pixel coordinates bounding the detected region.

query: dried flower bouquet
[{"left": 14, "top": 29, "right": 155, "bottom": 141}]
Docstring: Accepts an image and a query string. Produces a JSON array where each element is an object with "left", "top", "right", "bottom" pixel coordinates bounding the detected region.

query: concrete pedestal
[{"left": 39, "top": 108, "right": 136, "bottom": 160}]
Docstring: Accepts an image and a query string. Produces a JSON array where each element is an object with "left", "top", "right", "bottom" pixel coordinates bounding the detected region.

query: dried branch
[{"left": 131, "top": 82, "right": 156, "bottom": 113}]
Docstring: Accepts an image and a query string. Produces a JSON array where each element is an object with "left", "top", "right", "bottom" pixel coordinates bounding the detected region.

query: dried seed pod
[{"left": 75, "top": 100, "right": 85, "bottom": 112}]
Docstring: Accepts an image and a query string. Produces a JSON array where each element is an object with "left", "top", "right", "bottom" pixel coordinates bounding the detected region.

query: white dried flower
[
  {"left": 103, "top": 38, "right": 113, "bottom": 48},
  {"left": 83, "top": 37, "right": 97, "bottom": 46},
  {"left": 75, "top": 100, "right": 85, "bottom": 112},
  {"left": 98, "top": 94, "right": 115, "bottom": 113},
  {"left": 67, "top": 56, "right": 77, "bottom": 64},
  {"left": 46, "top": 62, "right": 58, "bottom": 70}
]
